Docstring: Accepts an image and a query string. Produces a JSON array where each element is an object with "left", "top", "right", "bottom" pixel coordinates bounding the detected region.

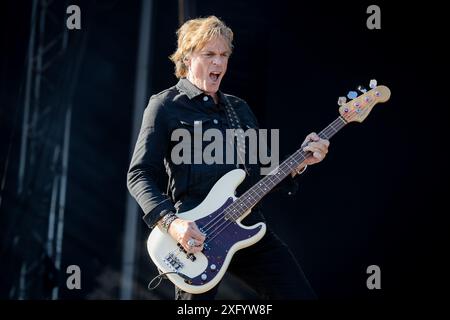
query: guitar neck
[{"left": 228, "top": 116, "right": 348, "bottom": 220}]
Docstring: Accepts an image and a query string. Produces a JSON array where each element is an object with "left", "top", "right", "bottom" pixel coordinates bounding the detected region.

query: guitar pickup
[
  {"left": 176, "top": 243, "right": 197, "bottom": 261},
  {"left": 177, "top": 242, "right": 187, "bottom": 254},
  {"left": 186, "top": 253, "right": 196, "bottom": 261},
  {"left": 177, "top": 243, "right": 197, "bottom": 261}
]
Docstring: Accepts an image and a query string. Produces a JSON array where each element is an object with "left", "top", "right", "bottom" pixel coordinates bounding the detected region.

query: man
[{"left": 127, "top": 16, "right": 329, "bottom": 300}]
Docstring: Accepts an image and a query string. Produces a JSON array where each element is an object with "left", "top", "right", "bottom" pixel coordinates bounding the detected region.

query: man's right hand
[{"left": 167, "top": 218, "right": 206, "bottom": 254}]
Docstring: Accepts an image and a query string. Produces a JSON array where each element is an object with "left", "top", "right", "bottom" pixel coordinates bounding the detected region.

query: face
[{"left": 185, "top": 37, "right": 230, "bottom": 97}]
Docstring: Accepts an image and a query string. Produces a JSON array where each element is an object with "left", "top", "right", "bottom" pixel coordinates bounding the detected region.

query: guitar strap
[{"left": 221, "top": 94, "right": 250, "bottom": 176}]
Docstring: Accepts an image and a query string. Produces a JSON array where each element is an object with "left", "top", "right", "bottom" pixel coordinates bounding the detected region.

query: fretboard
[{"left": 225, "top": 116, "right": 348, "bottom": 220}]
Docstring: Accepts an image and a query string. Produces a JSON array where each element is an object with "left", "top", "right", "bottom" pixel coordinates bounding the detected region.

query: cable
[
  {"left": 147, "top": 270, "right": 193, "bottom": 291},
  {"left": 147, "top": 271, "right": 178, "bottom": 291}
]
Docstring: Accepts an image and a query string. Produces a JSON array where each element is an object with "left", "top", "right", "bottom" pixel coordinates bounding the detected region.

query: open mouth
[{"left": 209, "top": 71, "right": 221, "bottom": 82}]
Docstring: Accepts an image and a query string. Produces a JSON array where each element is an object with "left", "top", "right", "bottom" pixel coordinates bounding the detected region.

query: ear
[{"left": 183, "top": 55, "right": 190, "bottom": 67}]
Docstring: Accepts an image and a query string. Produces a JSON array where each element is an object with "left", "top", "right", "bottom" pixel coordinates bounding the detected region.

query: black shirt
[{"left": 127, "top": 78, "right": 299, "bottom": 228}]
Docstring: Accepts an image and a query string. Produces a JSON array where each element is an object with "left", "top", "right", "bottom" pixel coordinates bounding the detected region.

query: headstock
[{"left": 338, "top": 81, "right": 391, "bottom": 123}]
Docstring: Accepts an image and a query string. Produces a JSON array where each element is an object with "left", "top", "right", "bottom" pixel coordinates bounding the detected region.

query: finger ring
[{"left": 187, "top": 238, "right": 195, "bottom": 247}]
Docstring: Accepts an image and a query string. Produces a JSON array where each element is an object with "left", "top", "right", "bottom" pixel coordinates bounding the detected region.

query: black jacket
[{"left": 127, "top": 78, "right": 300, "bottom": 229}]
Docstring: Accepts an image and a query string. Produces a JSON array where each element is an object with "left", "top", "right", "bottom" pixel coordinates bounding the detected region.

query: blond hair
[{"left": 169, "top": 16, "right": 234, "bottom": 78}]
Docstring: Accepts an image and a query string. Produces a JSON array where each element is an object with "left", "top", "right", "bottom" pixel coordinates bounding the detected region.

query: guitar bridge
[{"left": 163, "top": 253, "right": 184, "bottom": 271}]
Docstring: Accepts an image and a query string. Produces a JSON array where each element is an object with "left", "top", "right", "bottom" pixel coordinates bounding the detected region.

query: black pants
[{"left": 175, "top": 229, "right": 317, "bottom": 300}]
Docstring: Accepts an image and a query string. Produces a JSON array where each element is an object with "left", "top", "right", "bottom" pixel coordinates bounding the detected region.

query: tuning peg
[
  {"left": 369, "top": 79, "right": 377, "bottom": 89},
  {"left": 357, "top": 85, "right": 367, "bottom": 93},
  {"left": 337, "top": 96, "right": 347, "bottom": 106},
  {"left": 347, "top": 91, "right": 358, "bottom": 100}
]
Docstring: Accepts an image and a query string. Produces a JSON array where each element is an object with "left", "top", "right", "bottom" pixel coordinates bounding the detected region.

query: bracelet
[{"left": 161, "top": 212, "right": 177, "bottom": 233}]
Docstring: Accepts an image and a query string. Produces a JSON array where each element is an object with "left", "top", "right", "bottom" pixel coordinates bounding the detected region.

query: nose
[{"left": 212, "top": 56, "right": 224, "bottom": 66}]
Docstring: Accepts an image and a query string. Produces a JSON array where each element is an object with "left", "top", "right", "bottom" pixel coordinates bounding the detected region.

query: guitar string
[
  {"left": 165, "top": 105, "right": 366, "bottom": 270},
  {"left": 205, "top": 153, "right": 309, "bottom": 242},
  {"left": 192, "top": 99, "right": 355, "bottom": 234},
  {"left": 199, "top": 116, "right": 342, "bottom": 233},
  {"left": 164, "top": 147, "right": 314, "bottom": 275},
  {"left": 201, "top": 98, "right": 374, "bottom": 236},
  {"left": 204, "top": 96, "right": 379, "bottom": 240},
  {"left": 200, "top": 117, "right": 345, "bottom": 238},
  {"left": 168, "top": 115, "right": 345, "bottom": 264},
  {"left": 202, "top": 150, "right": 309, "bottom": 236},
  {"left": 165, "top": 118, "right": 342, "bottom": 267},
  {"left": 163, "top": 120, "right": 341, "bottom": 273},
  {"left": 203, "top": 123, "right": 341, "bottom": 244}
]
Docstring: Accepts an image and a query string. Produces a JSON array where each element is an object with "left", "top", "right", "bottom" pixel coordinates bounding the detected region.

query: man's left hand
[
  {"left": 302, "top": 132, "right": 330, "bottom": 165},
  {"left": 292, "top": 132, "right": 330, "bottom": 176}
]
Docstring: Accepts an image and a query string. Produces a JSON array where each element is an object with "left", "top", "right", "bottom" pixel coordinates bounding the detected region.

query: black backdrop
[{"left": 1, "top": 0, "right": 448, "bottom": 300}]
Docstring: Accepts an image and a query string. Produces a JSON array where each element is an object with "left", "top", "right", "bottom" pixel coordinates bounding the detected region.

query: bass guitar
[{"left": 147, "top": 83, "right": 391, "bottom": 293}]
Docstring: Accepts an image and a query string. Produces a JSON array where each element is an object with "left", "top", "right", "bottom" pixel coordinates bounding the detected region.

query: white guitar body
[{"left": 147, "top": 169, "right": 266, "bottom": 294}]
